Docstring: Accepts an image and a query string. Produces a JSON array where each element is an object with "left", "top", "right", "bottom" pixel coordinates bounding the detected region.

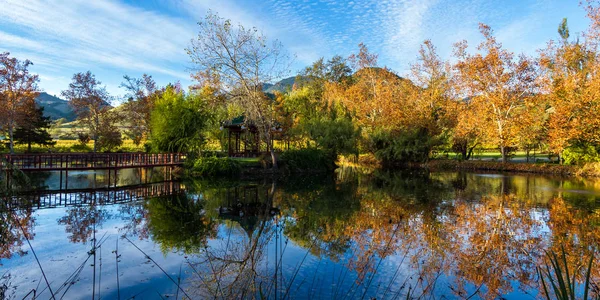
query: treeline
[
  {"left": 2, "top": 2, "right": 600, "bottom": 168},
  {"left": 181, "top": 6, "right": 600, "bottom": 167}
]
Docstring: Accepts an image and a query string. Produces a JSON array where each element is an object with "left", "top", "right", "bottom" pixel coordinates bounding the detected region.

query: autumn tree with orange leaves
[
  {"left": 332, "top": 43, "right": 453, "bottom": 163},
  {"left": 0, "top": 52, "right": 40, "bottom": 154},
  {"left": 540, "top": 16, "right": 600, "bottom": 164},
  {"left": 62, "top": 71, "right": 117, "bottom": 152},
  {"left": 454, "top": 24, "right": 539, "bottom": 163}
]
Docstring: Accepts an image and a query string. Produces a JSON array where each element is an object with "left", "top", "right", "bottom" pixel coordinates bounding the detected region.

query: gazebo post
[
  {"left": 228, "top": 130, "right": 232, "bottom": 156},
  {"left": 255, "top": 130, "right": 259, "bottom": 155},
  {"left": 236, "top": 131, "right": 240, "bottom": 155},
  {"left": 244, "top": 130, "right": 247, "bottom": 157}
]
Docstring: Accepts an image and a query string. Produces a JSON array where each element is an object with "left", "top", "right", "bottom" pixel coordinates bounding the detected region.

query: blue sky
[{"left": 0, "top": 0, "right": 590, "bottom": 101}]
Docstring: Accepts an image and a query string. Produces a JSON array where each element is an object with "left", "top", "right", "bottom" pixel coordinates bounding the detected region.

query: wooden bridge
[{"left": 1, "top": 152, "right": 186, "bottom": 171}]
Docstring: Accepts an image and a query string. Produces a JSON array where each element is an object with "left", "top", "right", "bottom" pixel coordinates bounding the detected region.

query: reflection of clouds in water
[
  {"left": 2, "top": 172, "right": 600, "bottom": 299},
  {"left": 475, "top": 173, "right": 506, "bottom": 178},
  {"left": 28, "top": 167, "right": 170, "bottom": 190},
  {"left": 2, "top": 205, "right": 188, "bottom": 299}
]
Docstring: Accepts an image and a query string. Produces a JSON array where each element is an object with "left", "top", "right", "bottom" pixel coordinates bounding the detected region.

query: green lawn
[
  {"left": 231, "top": 157, "right": 262, "bottom": 167},
  {"left": 439, "top": 150, "right": 555, "bottom": 162}
]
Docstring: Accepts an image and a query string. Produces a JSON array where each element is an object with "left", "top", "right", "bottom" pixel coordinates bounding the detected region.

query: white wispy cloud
[
  {"left": 0, "top": 0, "right": 590, "bottom": 96},
  {"left": 0, "top": 0, "right": 194, "bottom": 96}
]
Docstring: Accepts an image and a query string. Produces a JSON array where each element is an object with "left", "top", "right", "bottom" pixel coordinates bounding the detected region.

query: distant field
[
  {"left": 49, "top": 120, "right": 131, "bottom": 139},
  {"left": 439, "top": 150, "right": 556, "bottom": 162},
  {"left": 1, "top": 139, "right": 144, "bottom": 154},
  {"left": 53, "top": 139, "right": 143, "bottom": 149}
]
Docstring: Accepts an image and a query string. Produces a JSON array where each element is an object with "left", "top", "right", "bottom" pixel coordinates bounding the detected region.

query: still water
[{"left": 1, "top": 168, "right": 600, "bottom": 299}]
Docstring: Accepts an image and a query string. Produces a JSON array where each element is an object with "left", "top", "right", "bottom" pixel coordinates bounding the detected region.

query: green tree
[
  {"left": 149, "top": 85, "right": 208, "bottom": 153},
  {"left": 284, "top": 56, "right": 359, "bottom": 158},
  {"left": 305, "top": 113, "right": 359, "bottom": 157},
  {"left": 13, "top": 104, "right": 55, "bottom": 152},
  {"left": 120, "top": 74, "right": 161, "bottom": 145}
]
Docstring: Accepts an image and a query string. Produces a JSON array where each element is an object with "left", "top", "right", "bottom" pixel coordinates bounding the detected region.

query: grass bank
[
  {"left": 424, "top": 160, "right": 600, "bottom": 177},
  {"left": 185, "top": 149, "right": 336, "bottom": 177}
]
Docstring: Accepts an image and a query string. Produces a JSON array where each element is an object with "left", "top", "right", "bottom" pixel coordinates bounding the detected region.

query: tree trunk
[
  {"left": 466, "top": 144, "right": 477, "bottom": 161},
  {"left": 461, "top": 148, "right": 467, "bottom": 161},
  {"left": 8, "top": 126, "right": 14, "bottom": 154},
  {"left": 270, "top": 143, "right": 278, "bottom": 169},
  {"left": 500, "top": 146, "right": 507, "bottom": 163},
  {"left": 27, "top": 142, "right": 31, "bottom": 153},
  {"left": 93, "top": 135, "right": 98, "bottom": 153}
]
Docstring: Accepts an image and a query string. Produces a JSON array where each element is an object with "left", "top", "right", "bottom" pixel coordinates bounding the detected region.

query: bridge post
[{"left": 65, "top": 154, "right": 69, "bottom": 190}]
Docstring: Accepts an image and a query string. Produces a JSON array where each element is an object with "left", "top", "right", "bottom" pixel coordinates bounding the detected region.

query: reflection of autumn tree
[
  {"left": 178, "top": 172, "right": 600, "bottom": 298},
  {"left": 447, "top": 194, "right": 545, "bottom": 299},
  {"left": 58, "top": 203, "right": 110, "bottom": 243},
  {"left": 342, "top": 195, "right": 411, "bottom": 283},
  {"left": 275, "top": 170, "right": 600, "bottom": 298},
  {"left": 279, "top": 171, "right": 455, "bottom": 294},
  {"left": 145, "top": 193, "right": 217, "bottom": 254},
  {"left": 117, "top": 200, "right": 149, "bottom": 240},
  {"left": 342, "top": 171, "right": 454, "bottom": 293},
  {"left": 546, "top": 197, "right": 600, "bottom": 288},
  {"left": 0, "top": 207, "right": 34, "bottom": 262}
]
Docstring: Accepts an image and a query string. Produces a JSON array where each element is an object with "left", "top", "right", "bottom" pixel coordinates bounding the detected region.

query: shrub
[
  {"left": 369, "top": 128, "right": 442, "bottom": 165},
  {"left": 199, "top": 151, "right": 227, "bottom": 158},
  {"left": 304, "top": 116, "right": 359, "bottom": 157},
  {"left": 97, "top": 130, "right": 123, "bottom": 152},
  {"left": 77, "top": 133, "right": 91, "bottom": 146},
  {"left": 58, "top": 134, "right": 76, "bottom": 140},
  {"left": 191, "top": 156, "right": 241, "bottom": 176},
  {"left": 70, "top": 144, "right": 93, "bottom": 152},
  {"left": 279, "top": 148, "right": 335, "bottom": 171},
  {"left": 562, "top": 143, "right": 600, "bottom": 165},
  {"left": 577, "top": 162, "right": 600, "bottom": 177}
]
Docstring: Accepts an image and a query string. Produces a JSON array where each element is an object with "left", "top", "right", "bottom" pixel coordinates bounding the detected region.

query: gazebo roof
[
  {"left": 222, "top": 115, "right": 249, "bottom": 128},
  {"left": 222, "top": 115, "right": 283, "bottom": 131}
]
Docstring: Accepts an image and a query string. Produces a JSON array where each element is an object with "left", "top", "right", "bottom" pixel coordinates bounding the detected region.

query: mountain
[
  {"left": 264, "top": 76, "right": 305, "bottom": 94},
  {"left": 35, "top": 92, "right": 77, "bottom": 121}
]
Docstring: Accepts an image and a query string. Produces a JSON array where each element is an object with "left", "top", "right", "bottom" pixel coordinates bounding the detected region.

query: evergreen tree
[{"left": 14, "top": 104, "right": 55, "bottom": 152}]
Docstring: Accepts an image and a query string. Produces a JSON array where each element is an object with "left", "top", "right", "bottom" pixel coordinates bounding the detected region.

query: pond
[{"left": 1, "top": 168, "right": 600, "bottom": 299}]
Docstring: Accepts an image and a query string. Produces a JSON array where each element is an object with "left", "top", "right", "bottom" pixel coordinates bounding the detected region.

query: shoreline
[{"left": 422, "top": 160, "right": 600, "bottom": 178}]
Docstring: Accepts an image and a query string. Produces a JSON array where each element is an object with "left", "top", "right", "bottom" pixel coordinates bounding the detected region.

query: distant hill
[
  {"left": 263, "top": 70, "right": 411, "bottom": 95},
  {"left": 264, "top": 76, "right": 307, "bottom": 94},
  {"left": 35, "top": 92, "right": 77, "bottom": 121},
  {"left": 353, "top": 67, "right": 406, "bottom": 81}
]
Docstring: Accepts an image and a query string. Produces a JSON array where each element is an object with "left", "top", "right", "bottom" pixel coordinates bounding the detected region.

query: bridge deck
[{"left": 1, "top": 152, "right": 185, "bottom": 171}]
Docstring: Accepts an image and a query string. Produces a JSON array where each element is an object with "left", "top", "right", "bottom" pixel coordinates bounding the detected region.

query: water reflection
[
  {"left": 146, "top": 192, "right": 217, "bottom": 254},
  {"left": 1, "top": 169, "right": 600, "bottom": 299},
  {"left": 0, "top": 205, "right": 33, "bottom": 262}
]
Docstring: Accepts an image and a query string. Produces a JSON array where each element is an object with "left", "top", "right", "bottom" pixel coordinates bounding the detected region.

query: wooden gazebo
[{"left": 222, "top": 116, "right": 261, "bottom": 157}]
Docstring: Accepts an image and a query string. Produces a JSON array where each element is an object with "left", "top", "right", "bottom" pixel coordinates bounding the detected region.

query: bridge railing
[{"left": 1, "top": 153, "right": 186, "bottom": 171}]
